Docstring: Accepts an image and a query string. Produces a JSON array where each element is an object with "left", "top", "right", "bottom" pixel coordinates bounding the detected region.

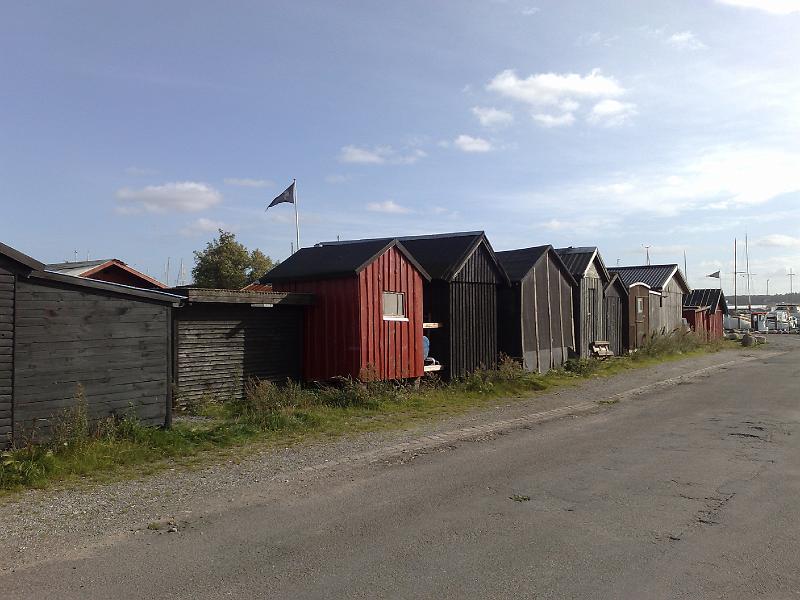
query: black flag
[{"left": 267, "top": 181, "right": 295, "bottom": 209}]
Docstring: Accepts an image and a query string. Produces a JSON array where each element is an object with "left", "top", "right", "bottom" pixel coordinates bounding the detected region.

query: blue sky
[{"left": 2, "top": 0, "right": 799, "bottom": 293}]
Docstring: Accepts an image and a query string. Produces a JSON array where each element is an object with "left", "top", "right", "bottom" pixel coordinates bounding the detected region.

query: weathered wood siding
[
  {"left": 448, "top": 245, "right": 500, "bottom": 378},
  {"left": 604, "top": 284, "right": 625, "bottom": 356},
  {"left": 515, "top": 256, "right": 574, "bottom": 372},
  {"left": 174, "top": 304, "right": 303, "bottom": 405},
  {"left": 12, "top": 279, "right": 170, "bottom": 437},
  {"left": 627, "top": 285, "right": 650, "bottom": 350},
  {"left": 649, "top": 279, "right": 685, "bottom": 334},
  {"left": 358, "top": 245, "right": 425, "bottom": 380},
  {"left": 574, "top": 272, "right": 605, "bottom": 359},
  {"left": 0, "top": 266, "right": 13, "bottom": 443}
]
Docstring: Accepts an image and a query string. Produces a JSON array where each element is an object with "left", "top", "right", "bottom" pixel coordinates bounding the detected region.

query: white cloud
[
  {"left": 472, "top": 106, "right": 514, "bottom": 127},
  {"left": 755, "top": 234, "right": 800, "bottom": 248},
  {"left": 667, "top": 31, "right": 707, "bottom": 51},
  {"left": 366, "top": 200, "right": 412, "bottom": 214},
  {"left": 576, "top": 31, "right": 620, "bottom": 47},
  {"left": 521, "top": 6, "right": 539, "bottom": 15},
  {"left": 339, "top": 145, "right": 426, "bottom": 165},
  {"left": 224, "top": 177, "right": 273, "bottom": 188},
  {"left": 180, "top": 217, "right": 230, "bottom": 237},
  {"left": 587, "top": 99, "right": 638, "bottom": 127},
  {"left": 325, "top": 174, "right": 352, "bottom": 184},
  {"left": 532, "top": 112, "right": 575, "bottom": 128},
  {"left": 487, "top": 68, "right": 624, "bottom": 107},
  {"left": 125, "top": 166, "right": 158, "bottom": 176},
  {"left": 453, "top": 134, "right": 493, "bottom": 152},
  {"left": 116, "top": 182, "right": 222, "bottom": 214},
  {"left": 715, "top": 0, "right": 800, "bottom": 15}
]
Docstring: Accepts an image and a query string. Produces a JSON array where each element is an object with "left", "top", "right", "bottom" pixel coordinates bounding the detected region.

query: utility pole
[
  {"left": 734, "top": 238, "right": 737, "bottom": 312},
  {"left": 790, "top": 269, "right": 796, "bottom": 295},
  {"left": 643, "top": 245, "right": 651, "bottom": 266},
  {"left": 766, "top": 278, "right": 770, "bottom": 297}
]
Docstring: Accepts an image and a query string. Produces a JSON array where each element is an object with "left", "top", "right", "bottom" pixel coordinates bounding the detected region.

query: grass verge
[{"left": 1, "top": 332, "right": 738, "bottom": 493}]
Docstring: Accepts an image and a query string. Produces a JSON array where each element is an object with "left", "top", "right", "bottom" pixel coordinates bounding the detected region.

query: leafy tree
[{"left": 192, "top": 230, "right": 276, "bottom": 289}]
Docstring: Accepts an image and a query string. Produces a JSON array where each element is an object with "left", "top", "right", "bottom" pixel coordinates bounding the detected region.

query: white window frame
[{"left": 382, "top": 291, "right": 408, "bottom": 322}]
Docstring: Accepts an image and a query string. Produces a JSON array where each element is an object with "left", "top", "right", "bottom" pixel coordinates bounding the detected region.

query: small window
[
  {"left": 382, "top": 291, "right": 406, "bottom": 319},
  {"left": 636, "top": 297, "right": 644, "bottom": 315}
]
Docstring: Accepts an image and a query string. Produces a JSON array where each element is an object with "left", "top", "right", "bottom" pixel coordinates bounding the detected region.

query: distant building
[{"left": 46, "top": 259, "right": 166, "bottom": 290}]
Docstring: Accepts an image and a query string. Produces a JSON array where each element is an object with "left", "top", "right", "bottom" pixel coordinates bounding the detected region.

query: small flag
[
  {"left": 267, "top": 181, "right": 296, "bottom": 209},
  {"left": 707, "top": 271, "right": 721, "bottom": 278}
]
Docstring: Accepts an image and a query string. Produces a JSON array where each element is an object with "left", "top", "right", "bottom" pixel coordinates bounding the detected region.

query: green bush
[
  {"left": 633, "top": 329, "right": 704, "bottom": 360},
  {"left": 563, "top": 357, "right": 601, "bottom": 376}
]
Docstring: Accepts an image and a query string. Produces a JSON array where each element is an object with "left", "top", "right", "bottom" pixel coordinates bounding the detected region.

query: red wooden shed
[
  {"left": 683, "top": 289, "right": 727, "bottom": 340},
  {"left": 262, "top": 239, "right": 430, "bottom": 381}
]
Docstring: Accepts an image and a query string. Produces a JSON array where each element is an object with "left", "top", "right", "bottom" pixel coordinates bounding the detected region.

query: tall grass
[{"left": 1, "top": 334, "right": 729, "bottom": 491}]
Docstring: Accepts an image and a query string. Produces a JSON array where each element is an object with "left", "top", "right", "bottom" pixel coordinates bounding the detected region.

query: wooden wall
[
  {"left": 448, "top": 244, "right": 501, "bottom": 379},
  {"left": 517, "top": 255, "right": 574, "bottom": 372},
  {"left": 174, "top": 304, "right": 303, "bottom": 405},
  {"left": 12, "top": 279, "right": 170, "bottom": 437},
  {"left": 627, "top": 285, "right": 650, "bottom": 350},
  {"left": 574, "top": 274, "right": 605, "bottom": 359},
  {"left": 0, "top": 266, "right": 13, "bottom": 443},
  {"left": 604, "top": 284, "right": 625, "bottom": 356},
  {"left": 358, "top": 245, "right": 425, "bottom": 380},
  {"left": 650, "top": 279, "right": 685, "bottom": 334}
]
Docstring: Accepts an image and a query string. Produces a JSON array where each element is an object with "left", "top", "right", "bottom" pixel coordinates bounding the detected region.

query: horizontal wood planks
[
  {"left": 174, "top": 304, "right": 303, "bottom": 404},
  {"left": 0, "top": 269, "right": 13, "bottom": 443},
  {"left": 13, "top": 278, "right": 170, "bottom": 436}
]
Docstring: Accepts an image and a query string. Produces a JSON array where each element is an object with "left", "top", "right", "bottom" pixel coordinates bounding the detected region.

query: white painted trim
[{"left": 383, "top": 316, "right": 409, "bottom": 322}]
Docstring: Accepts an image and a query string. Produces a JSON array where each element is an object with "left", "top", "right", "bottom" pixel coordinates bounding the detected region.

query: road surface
[{"left": 4, "top": 340, "right": 800, "bottom": 598}]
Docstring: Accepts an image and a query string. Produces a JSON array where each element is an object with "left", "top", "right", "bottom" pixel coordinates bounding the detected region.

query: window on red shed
[{"left": 382, "top": 291, "right": 406, "bottom": 319}]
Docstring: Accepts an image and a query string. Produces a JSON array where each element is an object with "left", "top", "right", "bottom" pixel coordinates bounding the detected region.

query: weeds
[{"left": 0, "top": 335, "right": 732, "bottom": 492}]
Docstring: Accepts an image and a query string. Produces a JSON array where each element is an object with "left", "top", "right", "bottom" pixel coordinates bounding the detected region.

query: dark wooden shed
[
  {"left": 46, "top": 258, "right": 166, "bottom": 289},
  {"left": 1, "top": 242, "right": 180, "bottom": 446},
  {"left": 496, "top": 245, "right": 576, "bottom": 373},
  {"left": 263, "top": 239, "right": 430, "bottom": 381},
  {"left": 320, "top": 232, "right": 509, "bottom": 380},
  {"left": 604, "top": 274, "right": 629, "bottom": 356},
  {"left": 170, "top": 288, "right": 312, "bottom": 406},
  {"left": 555, "top": 247, "right": 615, "bottom": 358}
]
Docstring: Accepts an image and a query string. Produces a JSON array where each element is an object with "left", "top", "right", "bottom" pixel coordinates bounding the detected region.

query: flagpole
[{"left": 293, "top": 178, "right": 300, "bottom": 252}]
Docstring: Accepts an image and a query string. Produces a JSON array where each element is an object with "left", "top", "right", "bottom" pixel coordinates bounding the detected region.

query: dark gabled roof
[
  {"left": 605, "top": 272, "right": 629, "bottom": 296},
  {"left": 0, "top": 241, "right": 45, "bottom": 273},
  {"left": 261, "top": 239, "right": 430, "bottom": 283},
  {"left": 29, "top": 271, "right": 183, "bottom": 304},
  {"left": 495, "top": 245, "right": 576, "bottom": 287},
  {"left": 554, "top": 246, "right": 610, "bottom": 282},
  {"left": 319, "top": 231, "right": 510, "bottom": 284},
  {"left": 684, "top": 288, "right": 728, "bottom": 314},
  {"left": 610, "top": 264, "right": 689, "bottom": 292}
]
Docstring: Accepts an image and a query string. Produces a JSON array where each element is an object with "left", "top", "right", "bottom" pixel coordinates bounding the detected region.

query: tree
[{"left": 192, "top": 230, "right": 276, "bottom": 289}]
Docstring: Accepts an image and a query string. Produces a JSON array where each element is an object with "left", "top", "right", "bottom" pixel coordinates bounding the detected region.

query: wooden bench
[{"left": 590, "top": 341, "right": 614, "bottom": 359}]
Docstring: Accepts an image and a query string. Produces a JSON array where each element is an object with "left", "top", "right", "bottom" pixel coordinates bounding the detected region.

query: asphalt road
[{"left": 5, "top": 341, "right": 800, "bottom": 599}]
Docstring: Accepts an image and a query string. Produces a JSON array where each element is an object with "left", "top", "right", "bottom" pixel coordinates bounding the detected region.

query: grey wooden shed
[
  {"left": 610, "top": 265, "right": 690, "bottom": 335},
  {"left": 1, "top": 242, "right": 181, "bottom": 446},
  {"left": 496, "top": 245, "right": 576, "bottom": 372}
]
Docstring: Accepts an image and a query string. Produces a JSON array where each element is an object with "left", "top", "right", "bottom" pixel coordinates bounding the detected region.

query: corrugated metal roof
[
  {"left": 684, "top": 288, "right": 727, "bottom": 313},
  {"left": 46, "top": 259, "right": 109, "bottom": 273},
  {"left": 554, "top": 247, "right": 596, "bottom": 279},
  {"left": 610, "top": 264, "right": 681, "bottom": 290},
  {"left": 262, "top": 239, "right": 430, "bottom": 283}
]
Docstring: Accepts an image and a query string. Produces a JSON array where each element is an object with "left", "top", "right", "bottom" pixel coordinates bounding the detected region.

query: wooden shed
[
  {"left": 170, "top": 288, "right": 313, "bottom": 406},
  {"left": 611, "top": 265, "right": 690, "bottom": 336},
  {"left": 555, "top": 247, "right": 617, "bottom": 358},
  {"left": 623, "top": 283, "right": 652, "bottom": 350},
  {"left": 1, "top": 242, "right": 180, "bottom": 446},
  {"left": 320, "top": 232, "right": 509, "bottom": 380},
  {"left": 46, "top": 258, "right": 166, "bottom": 290},
  {"left": 683, "top": 289, "right": 727, "bottom": 340},
  {"left": 496, "top": 245, "right": 576, "bottom": 372},
  {"left": 604, "top": 274, "right": 629, "bottom": 356},
  {"left": 262, "top": 239, "right": 430, "bottom": 381}
]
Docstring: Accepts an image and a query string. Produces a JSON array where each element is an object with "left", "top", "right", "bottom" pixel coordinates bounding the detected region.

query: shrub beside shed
[
  {"left": 1, "top": 242, "right": 180, "bottom": 446},
  {"left": 496, "top": 245, "right": 576, "bottom": 372},
  {"left": 263, "top": 239, "right": 430, "bottom": 381},
  {"left": 170, "top": 288, "right": 312, "bottom": 406}
]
